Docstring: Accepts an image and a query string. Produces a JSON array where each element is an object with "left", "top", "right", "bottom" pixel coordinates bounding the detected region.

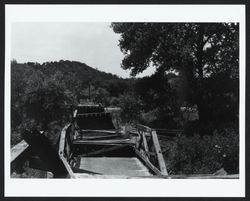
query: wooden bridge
[{"left": 11, "top": 130, "right": 239, "bottom": 179}]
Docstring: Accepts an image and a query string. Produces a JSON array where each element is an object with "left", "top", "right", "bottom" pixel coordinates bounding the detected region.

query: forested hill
[
  {"left": 12, "top": 60, "right": 127, "bottom": 89},
  {"left": 11, "top": 60, "right": 131, "bottom": 105},
  {"left": 34, "top": 60, "right": 121, "bottom": 82},
  {"left": 11, "top": 60, "right": 133, "bottom": 144}
]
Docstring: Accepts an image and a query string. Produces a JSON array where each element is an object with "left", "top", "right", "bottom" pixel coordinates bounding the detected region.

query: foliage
[
  {"left": 134, "top": 72, "right": 180, "bottom": 128},
  {"left": 112, "top": 23, "right": 239, "bottom": 174},
  {"left": 164, "top": 127, "right": 239, "bottom": 174},
  {"left": 92, "top": 87, "right": 110, "bottom": 106},
  {"left": 117, "top": 92, "right": 143, "bottom": 123},
  {"left": 111, "top": 23, "right": 239, "bottom": 122},
  {"left": 11, "top": 60, "right": 130, "bottom": 145}
]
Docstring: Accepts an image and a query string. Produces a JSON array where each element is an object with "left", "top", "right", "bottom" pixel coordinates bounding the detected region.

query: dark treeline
[{"left": 11, "top": 22, "right": 239, "bottom": 175}]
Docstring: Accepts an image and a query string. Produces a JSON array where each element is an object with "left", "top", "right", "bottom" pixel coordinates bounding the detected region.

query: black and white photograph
[{"left": 4, "top": 4, "right": 246, "bottom": 197}]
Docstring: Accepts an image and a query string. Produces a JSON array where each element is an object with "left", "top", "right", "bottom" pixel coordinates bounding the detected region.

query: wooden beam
[
  {"left": 80, "top": 144, "right": 129, "bottom": 157},
  {"left": 104, "top": 107, "right": 121, "bottom": 112},
  {"left": 151, "top": 130, "right": 168, "bottom": 176},
  {"left": 73, "top": 138, "right": 136, "bottom": 145},
  {"left": 11, "top": 140, "right": 29, "bottom": 162},
  {"left": 77, "top": 112, "right": 107, "bottom": 116},
  {"left": 142, "top": 132, "right": 149, "bottom": 154},
  {"left": 136, "top": 124, "right": 152, "bottom": 132},
  {"left": 165, "top": 174, "right": 239, "bottom": 179},
  {"left": 80, "top": 129, "right": 119, "bottom": 134},
  {"left": 135, "top": 149, "right": 162, "bottom": 176},
  {"left": 73, "top": 109, "right": 78, "bottom": 118},
  {"left": 73, "top": 173, "right": 239, "bottom": 179},
  {"left": 77, "top": 134, "right": 120, "bottom": 140},
  {"left": 59, "top": 124, "right": 75, "bottom": 178}
]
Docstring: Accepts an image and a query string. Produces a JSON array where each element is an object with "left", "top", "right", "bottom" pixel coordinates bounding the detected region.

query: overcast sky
[{"left": 11, "top": 22, "right": 155, "bottom": 78}]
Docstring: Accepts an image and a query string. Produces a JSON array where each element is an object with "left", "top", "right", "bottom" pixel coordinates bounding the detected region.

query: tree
[
  {"left": 111, "top": 23, "right": 239, "bottom": 122},
  {"left": 93, "top": 87, "right": 110, "bottom": 106},
  {"left": 134, "top": 72, "right": 180, "bottom": 128},
  {"left": 118, "top": 92, "right": 143, "bottom": 123}
]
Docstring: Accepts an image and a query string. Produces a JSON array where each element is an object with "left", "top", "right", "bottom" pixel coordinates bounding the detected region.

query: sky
[{"left": 11, "top": 22, "right": 155, "bottom": 78}]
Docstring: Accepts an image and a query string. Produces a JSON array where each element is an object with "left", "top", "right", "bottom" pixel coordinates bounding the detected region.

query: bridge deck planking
[{"left": 75, "top": 157, "right": 152, "bottom": 177}]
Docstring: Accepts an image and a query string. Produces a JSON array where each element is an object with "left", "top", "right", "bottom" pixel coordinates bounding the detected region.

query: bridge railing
[{"left": 135, "top": 124, "right": 168, "bottom": 176}]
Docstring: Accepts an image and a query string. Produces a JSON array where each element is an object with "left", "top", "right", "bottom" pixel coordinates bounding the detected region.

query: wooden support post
[
  {"left": 58, "top": 124, "right": 75, "bottom": 178},
  {"left": 151, "top": 130, "right": 168, "bottom": 176},
  {"left": 73, "top": 109, "right": 78, "bottom": 118},
  {"left": 142, "top": 132, "right": 149, "bottom": 154},
  {"left": 135, "top": 149, "right": 162, "bottom": 176}
]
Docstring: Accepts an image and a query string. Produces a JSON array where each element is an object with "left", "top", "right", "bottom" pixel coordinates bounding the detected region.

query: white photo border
[{"left": 5, "top": 4, "right": 246, "bottom": 197}]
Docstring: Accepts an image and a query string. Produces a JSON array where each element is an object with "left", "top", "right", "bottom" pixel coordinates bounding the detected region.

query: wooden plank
[
  {"left": 58, "top": 124, "right": 75, "bottom": 178},
  {"left": 136, "top": 124, "right": 152, "bottom": 133},
  {"left": 73, "top": 109, "right": 78, "bottom": 118},
  {"left": 73, "top": 138, "right": 136, "bottom": 145},
  {"left": 77, "top": 134, "right": 120, "bottom": 140},
  {"left": 77, "top": 157, "right": 152, "bottom": 176},
  {"left": 165, "top": 174, "right": 239, "bottom": 179},
  {"left": 77, "top": 112, "right": 107, "bottom": 116},
  {"left": 74, "top": 173, "right": 156, "bottom": 179},
  {"left": 73, "top": 173, "right": 239, "bottom": 179},
  {"left": 104, "top": 107, "right": 121, "bottom": 112},
  {"left": 11, "top": 140, "right": 29, "bottom": 162},
  {"left": 158, "top": 130, "right": 181, "bottom": 133},
  {"left": 79, "top": 144, "right": 129, "bottom": 157},
  {"left": 80, "top": 129, "right": 118, "bottom": 133},
  {"left": 151, "top": 130, "right": 168, "bottom": 175},
  {"left": 135, "top": 149, "right": 162, "bottom": 176},
  {"left": 142, "top": 132, "right": 149, "bottom": 153}
]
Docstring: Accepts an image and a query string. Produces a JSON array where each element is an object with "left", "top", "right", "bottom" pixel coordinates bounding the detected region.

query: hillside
[
  {"left": 12, "top": 60, "right": 131, "bottom": 102},
  {"left": 11, "top": 60, "right": 132, "bottom": 145},
  {"left": 34, "top": 60, "right": 121, "bottom": 82}
]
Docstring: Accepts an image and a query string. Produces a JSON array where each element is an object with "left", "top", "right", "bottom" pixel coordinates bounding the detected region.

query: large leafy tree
[
  {"left": 134, "top": 72, "right": 179, "bottom": 128},
  {"left": 111, "top": 23, "right": 239, "bottom": 122}
]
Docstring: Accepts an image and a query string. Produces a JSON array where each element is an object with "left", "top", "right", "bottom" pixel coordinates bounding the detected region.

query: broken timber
[{"left": 151, "top": 130, "right": 168, "bottom": 175}]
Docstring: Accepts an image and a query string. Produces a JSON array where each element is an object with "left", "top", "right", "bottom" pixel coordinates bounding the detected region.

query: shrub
[
  {"left": 118, "top": 92, "right": 143, "bottom": 123},
  {"left": 165, "top": 127, "right": 239, "bottom": 175}
]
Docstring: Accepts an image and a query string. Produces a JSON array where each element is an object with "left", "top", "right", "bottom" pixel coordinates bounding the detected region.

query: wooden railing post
[{"left": 151, "top": 130, "right": 168, "bottom": 176}]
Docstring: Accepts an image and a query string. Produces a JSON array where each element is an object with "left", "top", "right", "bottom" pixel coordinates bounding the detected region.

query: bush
[
  {"left": 118, "top": 92, "right": 143, "bottom": 123},
  {"left": 165, "top": 127, "right": 239, "bottom": 175}
]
